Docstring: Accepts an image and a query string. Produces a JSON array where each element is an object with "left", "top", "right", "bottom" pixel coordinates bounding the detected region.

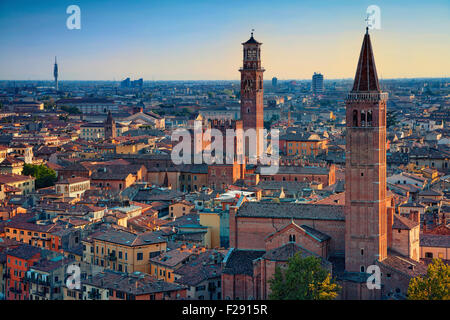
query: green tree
[
  {"left": 223, "top": 89, "right": 233, "bottom": 96},
  {"left": 22, "top": 164, "right": 57, "bottom": 189},
  {"left": 269, "top": 253, "right": 340, "bottom": 300},
  {"left": 60, "top": 106, "right": 81, "bottom": 114},
  {"left": 407, "top": 258, "right": 450, "bottom": 300}
]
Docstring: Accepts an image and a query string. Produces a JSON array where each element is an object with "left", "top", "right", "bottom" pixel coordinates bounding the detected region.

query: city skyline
[{"left": 0, "top": 0, "right": 449, "bottom": 81}]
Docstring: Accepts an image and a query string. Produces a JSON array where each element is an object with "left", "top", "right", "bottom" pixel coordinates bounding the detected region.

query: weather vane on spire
[{"left": 251, "top": 28, "right": 255, "bottom": 37}]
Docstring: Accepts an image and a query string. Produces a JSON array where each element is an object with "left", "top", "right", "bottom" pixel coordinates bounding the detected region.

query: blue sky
[{"left": 0, "top": 0, "right": 449, "bottom": 80}]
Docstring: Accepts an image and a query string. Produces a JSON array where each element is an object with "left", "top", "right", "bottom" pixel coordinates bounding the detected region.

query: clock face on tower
[{"left": 247, "top": 49, "right": 257, "bottom": 60}]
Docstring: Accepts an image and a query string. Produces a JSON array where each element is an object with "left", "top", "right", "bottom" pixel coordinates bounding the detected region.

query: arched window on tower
[
  {"left": 259, "top": 77, "right": 262, "bottom": 90},
  {"left": 367, "top": 110, "right": 373, "bottom": 126},
  {"left": 361, "top": 110, "right": 366, "bottom": 126},
  {"left": 353, "top": 110, "right": 358, "bottom": 127}
]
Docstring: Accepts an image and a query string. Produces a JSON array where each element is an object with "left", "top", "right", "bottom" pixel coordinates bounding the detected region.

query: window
[
  {"left": 360, "top": 266, "right": 365, "bottom": 273},
  {"left": 361, "top": 249, "right": 364, "bottom": 256},
  {"left": 367, "top": 110, "right": 372, "bottom": 125},
  {"left": 289, "top": 234, "right": 296, "bottom": 242},
  {"left": 116, "top": 291, "right": 124, "bottom": 299},
  {"left": 361, "top": 110, "right": 366, "bottom": 126},
  {"left": 425, "top": 252, "right": 433, "bottom": 258},
  {"left": 353, "top": 110, "right": 358, "bottom": 127},
  {"left": 137, "top": 252, "right": 143, "bottom": 261}
]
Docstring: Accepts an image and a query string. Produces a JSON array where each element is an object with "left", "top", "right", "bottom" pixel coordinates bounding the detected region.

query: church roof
[
  {"left": 237, "top": 202, "right": 345, "bottom": 221},
  {"left": 262, "top": 243, "right": 331, "bottom": 266},
  {"left": 264, "top": 221, "right": 331, "bottom": 243},
  {"left": 351, "top": 28, "right": 381, "bottom": 92},
  {"left": 222, "top": 249, "right": 265, "bottom": 276}
]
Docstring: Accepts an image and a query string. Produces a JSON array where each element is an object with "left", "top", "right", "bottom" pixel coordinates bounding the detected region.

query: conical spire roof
[
  {"left": 105, "top": 110, "right": 114, "bottom": 124},
  {"left": 351, "top": 28, "right": 380, "bottom": 92}
]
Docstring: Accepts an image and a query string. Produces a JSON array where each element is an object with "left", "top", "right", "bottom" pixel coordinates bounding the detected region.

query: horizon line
[{"left": 0, "top": 76, "right": 449, "bottom": 82}]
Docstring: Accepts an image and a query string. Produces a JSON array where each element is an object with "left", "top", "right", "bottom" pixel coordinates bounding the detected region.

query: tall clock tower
[
  {"left": 240, "top": 32, "right": 265, "bottom": 159},
  {"left": 345, "top": 28, "right": 388, "bottom": 273}
]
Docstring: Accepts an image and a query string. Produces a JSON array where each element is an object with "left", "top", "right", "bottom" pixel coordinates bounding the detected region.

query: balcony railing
[{"left": 24, "top": 276, "right": 51, "bottom": 286}]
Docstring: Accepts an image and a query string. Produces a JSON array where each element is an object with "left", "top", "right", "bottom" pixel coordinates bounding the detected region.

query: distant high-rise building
[
  {"left": 120, "top": 77, "right": 143, "bottom": 88},
  {"left": 312, "top": 72, "right": 324, "bottom": 94},
  {"left": 121, "top": 77, "right": 131, "bottom": 88},
  {"left": 132, "top": 78, "right": 143, "bottom": 88},
  {"left": 53, "top": 56, "right": 58, "bottom": 91},
  {"left": 272, "top": 77, "right": 278, "bottom": 87}
]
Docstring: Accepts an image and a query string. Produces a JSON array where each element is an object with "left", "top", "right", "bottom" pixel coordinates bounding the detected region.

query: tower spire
[
  {"left": 53, "top": 56, "right": 59, "bottom": 91},
  {"left": 352, "top": 28, "right": 380, "bottom": 92}
]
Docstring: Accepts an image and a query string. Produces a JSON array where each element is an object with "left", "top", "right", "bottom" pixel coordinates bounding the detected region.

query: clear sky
[{"left": 0, "top": 0, "right": 449, "bottom": 81}]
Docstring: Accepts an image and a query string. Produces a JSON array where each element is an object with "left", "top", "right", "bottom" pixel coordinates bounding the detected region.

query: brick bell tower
[
  {"left": 345, "top": 28, "right": 388, "bottom": 273},
  {"left": 240, "top": 31, "right": 265, "bottom": 160}
]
